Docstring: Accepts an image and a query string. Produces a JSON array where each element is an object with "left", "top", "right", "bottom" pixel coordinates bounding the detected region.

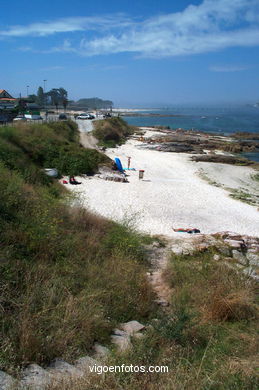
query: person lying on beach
[{"left": 173, "top": 228, "right": 200, "bottom": 234}]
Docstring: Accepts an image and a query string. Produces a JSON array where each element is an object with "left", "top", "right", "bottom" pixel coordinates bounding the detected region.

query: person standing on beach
[{"left": 127, "top": 156, "right": 131, "bottom": 169}]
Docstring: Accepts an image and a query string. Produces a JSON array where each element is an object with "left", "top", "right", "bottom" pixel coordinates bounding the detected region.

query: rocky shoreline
[{"left": 137, "top": 128, "right": 259, "bottom": 163}]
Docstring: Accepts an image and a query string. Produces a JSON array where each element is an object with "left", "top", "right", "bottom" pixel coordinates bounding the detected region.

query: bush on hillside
[
  {"left": 0, "top": 121, "right": 109, "bottom": 178},
  {"left": 93, "top": 117, "right": 135, "bottom": 147},
  {"left": 0, "top": 163, "right": 154, "bottom": 370}
]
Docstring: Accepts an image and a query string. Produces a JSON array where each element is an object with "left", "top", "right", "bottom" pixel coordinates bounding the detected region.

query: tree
[
  {"left": 27, "top": 94, "right": 37, "bottom": 103},
  {"left": 36, "top": 87, "right": 45, "bottom": 107},
  {"left": 76, "top": 98, "right": 113, "bottom": 109},
  {"left": 47, "top": 88, "right": 68, "bottom": 110},
  {"left": 63, "top": 98, "right": 68, "bottom": 111}
]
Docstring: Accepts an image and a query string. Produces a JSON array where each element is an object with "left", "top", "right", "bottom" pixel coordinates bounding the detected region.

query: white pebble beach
[{"left": 67, "top": 129, "right": 259, "bottom": 238}]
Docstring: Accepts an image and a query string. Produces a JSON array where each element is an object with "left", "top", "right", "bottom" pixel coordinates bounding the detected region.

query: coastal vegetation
[
  {"left": 0, "top": 120, "right": 258, "bottom": 389},
  {"left": 49, "top": 249, "right": 258, "bottom": 390},
  {"left": 73, "top": 97, "right": 113, "bottom": 109},
  {"left": 93, "top": 117, "right": 135, "bottom": 147},
  {"left": 0, "top": 121, "right": 154, "bottom": 372},
  {"left": 191, "top": 154, "right": 252, "bottom": 166},
  {"left": 0, "top": 120, "right": 108, "bottom": 178}
]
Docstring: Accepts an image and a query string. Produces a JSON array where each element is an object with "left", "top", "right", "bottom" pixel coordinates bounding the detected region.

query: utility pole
[{"left": 43, "top": 79, "right": 47, "bottom": 119}]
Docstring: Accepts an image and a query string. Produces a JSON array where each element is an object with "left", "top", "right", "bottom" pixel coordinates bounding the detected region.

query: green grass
[
  {"left": 251, "top": 173, "right": 259, "bottom": 182},
  {"left": 0, "top": 121, "right": 109, "bottom": 179},
  {"left": 0, "top": 121, "right": 155, "bottom": 372},
  {"left": 1, "top": 120, "right": 258, "bottom": 390},
  {"left": 48, "top": 250, "right": 258, "bottom": 390},
  {"left": 93, "top": 117, "right": 135, "bottom": 147},
  {"left": 0, "top": 162, "right": 155, "bottom": 371},
  {"left": 229, "top": 189, "right": 258, "bottom": 206}
]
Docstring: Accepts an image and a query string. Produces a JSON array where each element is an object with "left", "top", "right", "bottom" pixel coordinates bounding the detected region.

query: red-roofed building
[{"left": 0, "top": 90, "right": 17, "bottom": 109}]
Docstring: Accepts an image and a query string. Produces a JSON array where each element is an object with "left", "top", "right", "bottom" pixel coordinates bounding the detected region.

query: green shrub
[
  {"left": 93, "top": 117, "right": 135, "bottom": 147},
  {"left": 0, "top": 162, "right": 154, "bottom": 370},
  {"left": 0, "top": 121, "right": 108, "bottom": 177}
]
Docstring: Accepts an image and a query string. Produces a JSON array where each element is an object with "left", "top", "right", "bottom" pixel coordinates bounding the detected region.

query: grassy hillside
[
  {"left": 93, "top": 117, "right": 135, "bottom": 147},
  {"left": 0, "top": 121, "right": 109, "bottom": 180},
  {"left": 0, "top": 120, "right": 258, "bottom": 390},
  {"left": 51, "top": 250, "right": 258, "bottom": 390},
  {"left": 0, "top": 121, "right": 155, "bottom": 371}
]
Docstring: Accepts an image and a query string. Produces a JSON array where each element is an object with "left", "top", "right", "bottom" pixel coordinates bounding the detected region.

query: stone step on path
[
  {"left": 0, "top": 320, "right": 147, "bottom": 389},
  {"left": 20, "top": 364, "right": 53, "bottom": 390},
  {"left": 1, "top": 355, "right": 102, "bottom": 390},
  {"left": 111, "top": 320, "right": 146, "bottom": 352}
]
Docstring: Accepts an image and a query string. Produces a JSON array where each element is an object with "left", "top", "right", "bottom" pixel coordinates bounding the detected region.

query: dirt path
[
  {"left": 79, "top": 132, "right": 98, "bottom": 149},
  {"left": 76, "top": 119, "right": 98, "bottom": 149},
  {"left": 146, "top": 241, "right": 173, "bottom": 307}
]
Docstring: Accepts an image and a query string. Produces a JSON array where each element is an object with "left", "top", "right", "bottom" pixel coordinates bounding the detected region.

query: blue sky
[{"left": 1, "top": 0, "right": 259, "bottom": 106}]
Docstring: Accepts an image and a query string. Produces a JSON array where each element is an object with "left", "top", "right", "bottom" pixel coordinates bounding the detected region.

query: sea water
[{"left": 123, "top": 105, "right": 259, "bottom": 162}]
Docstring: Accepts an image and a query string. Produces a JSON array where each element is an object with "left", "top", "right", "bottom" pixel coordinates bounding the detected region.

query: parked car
[
  {"left": 24, "top": 114, "right": 43, "bottom": 120},
  {"left": 13, "top": 115, "right": 27, "bottom": 121},
  {"left": 77, "top": 113, "right": 95, "bottom": 120},
  {"left": 58, "top": 113, "right": 68, "bottom": 120}
]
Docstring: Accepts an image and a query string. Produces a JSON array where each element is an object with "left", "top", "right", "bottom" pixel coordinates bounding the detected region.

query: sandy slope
[{"left": 68, "top": 132, "right": 259, "bottom": 238}]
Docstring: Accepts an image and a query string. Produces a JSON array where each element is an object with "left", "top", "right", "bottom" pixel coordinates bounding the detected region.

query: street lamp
[
  {"left": 43, "top": 79, "right": 47, "bottom": 114},
  {"left": 43, "top": 80, "right": 48, "bottom": 116}
]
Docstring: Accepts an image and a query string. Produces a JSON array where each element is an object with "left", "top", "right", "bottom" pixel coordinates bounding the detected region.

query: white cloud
[
  {"left": 77, "top": 0, "right": 259, "bottom": 58},
  {"left": 210, "top": 65, "right": 251, "bottom": 72},
  {"left": 39, "top": 65, "right": 65, "bottom": 71},
  {"left": 0, "top": 15, "right": 132, "bottom": 37},
  {"left": 4, "top": 0, "right": 259, "bottom": 58}
]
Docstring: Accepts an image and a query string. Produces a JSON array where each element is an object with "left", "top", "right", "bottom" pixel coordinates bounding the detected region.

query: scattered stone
[
  {"left": 232, "top": 250, "right": 247, "bottom": 266},
  {"left": 154, "top": 298, "right": 169, "bottom": 307},
  {"left": 225, "top": 233, "right": 244, "bottom": 241},
  {"left": 20, "top": 364, "right": 53, "bottom": 390},
  {"left": 214, "top": 231, "right": 241, "bottom": 240},
  {"left": 111, "top": 335, "right": 132, "bottom": 352},
  {"left": 171, "top": 245, "right": 184, "bottom": 256},
  {"left": 217, "top": 245, "right": 231, "bottom": 256},
  {"left": 47, "top": 359, "right": 83, "bottom": 380},
  {"left": 247, "top": 248, "right": 259, "bottom": 254},
  {"left": 224, "top": 239, "right": 245, "bottom": 249},
  {"left": 246, "top": 253, "right": 259, "bottom": 267},
  {"left": 92, "top": 343, "right": 110, "bottom": 359},
  {"left": 113, "top": 328, "right": 127, "bottom": 337},
  {"left": 196, "top": 243, "right": 209, "bottom": 251},
  {"left": 0, "top": 370, "right": 17, "bottom": 390},
  {"left": 120, "top": 321, "right": 145, "bottom": 335},
  {"left": 133, "top": 332, "right": 145, "bottom": 339},
  {"left": 249, "top": 244, "right": 259, "bottom": 252},
  {"left": 75, "top": 356, "right": 99, "bottom": 373},
  {"left": 213, "top": 254, "right": 220, "bottom": 261},
  {"left": 243, "top": 267, "right": 259, "bottom": 281}
]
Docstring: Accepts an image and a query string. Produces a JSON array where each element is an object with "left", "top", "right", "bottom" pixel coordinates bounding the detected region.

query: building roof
[{"left": 0, "top": 89, "right": 14, "bottom": 99}]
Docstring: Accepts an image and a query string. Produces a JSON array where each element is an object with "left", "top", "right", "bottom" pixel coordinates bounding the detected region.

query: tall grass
[
  {"left": 93, "top": 117, "right": 135, "bottom": 147},
  {"left": 0, "top": 163, "right": 155, "bottom": 371},
  {"left": 0, "top": 121, "right": 109, "bottom": 178},
  {"left": 48, "top": 250, "right": 258, "bottom": 390},
  {"left": 0, "top": 121, "right": 155, "bottom": 372}
]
